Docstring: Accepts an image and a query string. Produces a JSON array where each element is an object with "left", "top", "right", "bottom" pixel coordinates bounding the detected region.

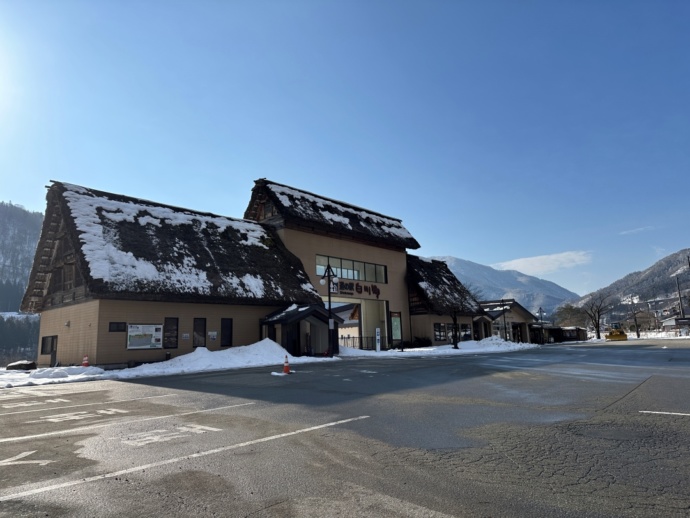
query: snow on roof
[
  {"left": 247, "top": 179, "right": 420, "bottom": 250},
  {"left": 47, "top": 182, "right": 321, "bottom": 305},
  {"left": 407, "top": 255, "right": 482, "bottom": 314}
]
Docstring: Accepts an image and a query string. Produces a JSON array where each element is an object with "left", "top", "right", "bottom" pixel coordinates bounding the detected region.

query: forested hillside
[
  {"left": 0, "top": 202, "right": 43, "bottom": 309},
  {"left": 0, "top": 202, "right": 43, "bottom": 364},
  {"left": 575, "top": 248, "right": 690, "bottom": 320},
  {"left": 597, "top": 249, "right": 690, "bottom": 302},
  {"left": 0, "top": 314, "right": 39, "bottom": 364}
]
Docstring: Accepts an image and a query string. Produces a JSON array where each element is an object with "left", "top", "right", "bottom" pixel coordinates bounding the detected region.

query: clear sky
[{"left": 1, "top": 0, "right": 688, "bottom": 296}]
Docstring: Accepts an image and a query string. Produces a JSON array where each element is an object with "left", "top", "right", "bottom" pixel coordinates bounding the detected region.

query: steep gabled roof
[
  {"left": 406, "top": 255, "right": 483, "bottom": 315},
  {"left": 22, "top": 182, "right": 322, "bottom": 310},
  {"left": 480, "top": 299, "right": 537, "bottom": 322},
  {"left": 261, "top": 304, "right": 344, "bottom": 326},
  {"left": 244, "top": 179, "right": 420, "bottom": 250}
]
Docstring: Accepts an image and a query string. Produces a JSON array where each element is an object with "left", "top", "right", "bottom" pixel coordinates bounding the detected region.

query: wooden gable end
[
  {"left": 408, "top": 283, "right": 434, "bottom": 315},
  {"left": 21, "top": 188, "right": 92, "bottom": 312}
]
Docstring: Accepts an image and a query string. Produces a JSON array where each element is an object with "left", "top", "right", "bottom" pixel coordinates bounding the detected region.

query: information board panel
[{"left": 127, "top": 324, "right": 163, "bottom": 349}]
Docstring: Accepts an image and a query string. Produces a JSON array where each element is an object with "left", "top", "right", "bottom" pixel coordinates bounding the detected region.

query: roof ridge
[{"left": 257, "top": 178, "right": 405, "bottom": 223}]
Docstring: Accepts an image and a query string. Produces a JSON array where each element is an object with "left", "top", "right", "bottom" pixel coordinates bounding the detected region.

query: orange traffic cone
[
  {"left": 82, "top": 355, "right": 90, "bottom": 367},
  {"left": 283, "top": 355, "right": 291, "bottom": 374}
]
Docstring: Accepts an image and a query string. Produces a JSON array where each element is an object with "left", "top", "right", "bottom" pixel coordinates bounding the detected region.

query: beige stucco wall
[
  {"left": 276, "top": 227, "right": 412, "bottom": 342},
  {"left": 37, "top": 299, "right": 281, "bottom": 367},
  {"left": 37, "top": 300, "right": 100, "bottom": 367}
]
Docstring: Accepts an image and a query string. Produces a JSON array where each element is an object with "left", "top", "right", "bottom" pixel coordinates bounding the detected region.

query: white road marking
[
  {"left": 26, "top": 408, "right": 129, "bottom": 423},
  {"left": 0, "top": 451, "right": 53, "bottom": 467},
  {"left": 0, "top": 415, "right": 370, "bottom": 502},
  {"left": 0, "top": 394, "right": 175, "bottom": 415},
  {"left": 0, "top": 389, "right": 104, "bottom": 401},
  {"left": 123, "top": 424, "right": 222, "bottom": 446},
  {"left": 639, "top": 410, "right": 690, "bottom": 417},
  {"left": 0, "top": 402, "right": 255, "bottom": 443}
]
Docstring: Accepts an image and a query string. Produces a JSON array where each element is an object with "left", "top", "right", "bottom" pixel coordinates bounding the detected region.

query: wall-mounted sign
[
  {"left": 127, "top": 324, "right": 163, "bottom": 350},
  {"left": 391, "top": 312, "right": 402, "bottom": 341},
  {"left": 337, "top": 282, "right": 381, "bottom": 299}
]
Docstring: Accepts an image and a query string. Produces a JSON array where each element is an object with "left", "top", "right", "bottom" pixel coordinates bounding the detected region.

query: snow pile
[
  {"left": 0, "top": 337, "right": 540, "bottom": 389},
  {"left": 339, "top": 335, "right": 536, "bottom": 357}
]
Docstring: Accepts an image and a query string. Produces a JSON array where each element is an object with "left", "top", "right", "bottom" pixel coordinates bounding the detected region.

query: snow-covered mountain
[
  {"left": 432, "top": 256, "right": 580, "bottom": 316},
  {"left": 575, "top": 248, "right": 690, "bottom": 316}
]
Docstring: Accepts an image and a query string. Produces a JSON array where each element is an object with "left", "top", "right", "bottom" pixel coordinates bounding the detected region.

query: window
[
  {"left": 375, "top": 264, "right": 387, "bottom": 283},
  {"left": 434, "top": 323, "right": 447, "bottom": 341},
  {"left": 316, "top": 255, "right": 387, "bottom": 283},
  {"left": 63, "top": 264, "right": 74, "bottom": 291},
  {"left": 447, "top": 323, "right": 458, "bottom": 339},
  {"left": 329, "top": 257, "right": 342, "bottom": 278},
  {"left": 353, "top": 261, "right": 364, "bottom": 280},
  {"left": 365, "top": 263, "right": 376, "bottom": 282},
  {"left": 461, "top": 323, "right": 471, "bottom": 340},
  {"left": 41, "top": 335, "right": 58, "bottom": 355},
  {"left": 193, "top": 318, "right": 206, "bottom": 347},
  {"left": 163, "top": 318, "right": 179, "bottom": 348},
  {"left": 341, "top": 259, "right": 354, "bottom": 280},
  {"left": 220, "top": 318, "right": 233, "bottom": 347},
  {"left": 316, "top": 255, "right": 329, "bottom": 277},
  {"left": 109, "top": 322, "right": 127, "bottom": 332}
]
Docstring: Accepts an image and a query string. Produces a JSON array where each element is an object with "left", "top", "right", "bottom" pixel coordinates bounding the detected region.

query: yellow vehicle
[{"left": 605, "top": 322, "right": 628, "bottom": 341}]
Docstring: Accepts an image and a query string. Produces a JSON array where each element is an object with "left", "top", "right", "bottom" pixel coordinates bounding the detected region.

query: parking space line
[
  {"left": 0, "top": 394, "right": 176, "bottom": 416},
  {"left": 639, "top": 410, "right": 690, "bottom": 417},
  {"left": 0, "top": 415, "right": 369, "bottom": 502},
  {"left": 0, "top": 402, "right": 256, "bottom": 443}
]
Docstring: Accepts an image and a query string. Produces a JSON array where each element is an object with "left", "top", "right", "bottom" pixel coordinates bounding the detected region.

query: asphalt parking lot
[{"left": 1, "top": 342, "right": 690, "bottom": 517}]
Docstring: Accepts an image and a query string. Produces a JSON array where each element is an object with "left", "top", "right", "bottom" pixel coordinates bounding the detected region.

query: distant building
[
  {"left": 660, "top": 317, "right": 690, "bottom": 336},
  {"left": 480, "top": 299, "right": 536, "bottom": 343}
]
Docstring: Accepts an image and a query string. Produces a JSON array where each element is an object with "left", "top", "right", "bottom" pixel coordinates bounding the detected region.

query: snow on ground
[{"left": 1, "top": 336, "right": 541, "bottom": 389}]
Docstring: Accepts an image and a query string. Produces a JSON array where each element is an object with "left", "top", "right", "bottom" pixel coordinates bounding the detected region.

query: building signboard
[
  {"left": 127, "top": 324, "right": 163, "bottom": 350},
  {"left": 391, "top": 312, "right": 402, "bottom": 341},
  {"left": 337, "top": 281, "right": 381, "bottom": 299}
]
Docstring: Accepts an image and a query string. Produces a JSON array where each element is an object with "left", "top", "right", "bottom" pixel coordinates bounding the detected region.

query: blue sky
[{"left": 1, "top": 0, "right": 688, "bottom": 296}]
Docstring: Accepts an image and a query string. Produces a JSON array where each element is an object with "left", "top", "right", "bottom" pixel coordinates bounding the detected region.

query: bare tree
[
  {"left": 552, "top": 303, "right": 588, "bottom": 327},
  {"left": 581, "top": 293, "right": 613, "bottom": 339},
  {"left": 463, "top": 283, "right": 485, "bottom": 304},
  {"left": 626, "top": 302, "right": 648, "bottom": 338}
]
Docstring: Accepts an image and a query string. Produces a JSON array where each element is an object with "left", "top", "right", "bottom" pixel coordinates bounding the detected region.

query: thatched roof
[
  {"left": 22, "top": 182, "right": 322, "bottom": 311},
  {"left": 244, "top": 179, "right": 420, "bottom": 250},
  {"left": 406, "top": 255, "right": 483, "bottom": 316}
]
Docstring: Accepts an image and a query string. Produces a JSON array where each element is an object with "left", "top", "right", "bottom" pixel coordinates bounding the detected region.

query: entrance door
[
  {"left": 41, "top": 335, "right": 58, "bottom": 367},
  {"left": 193, "top": 318, "right": 206, "bottom": 347}
]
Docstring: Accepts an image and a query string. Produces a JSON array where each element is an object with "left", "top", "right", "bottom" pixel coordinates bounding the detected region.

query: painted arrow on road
[{"left": 0, "top": 451, "right": 53, "bottom": 467}]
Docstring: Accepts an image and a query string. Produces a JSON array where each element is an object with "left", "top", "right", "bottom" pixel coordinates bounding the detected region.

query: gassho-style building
[{"left": 22, "top": 179, "right": 492, "bottom": 368}]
